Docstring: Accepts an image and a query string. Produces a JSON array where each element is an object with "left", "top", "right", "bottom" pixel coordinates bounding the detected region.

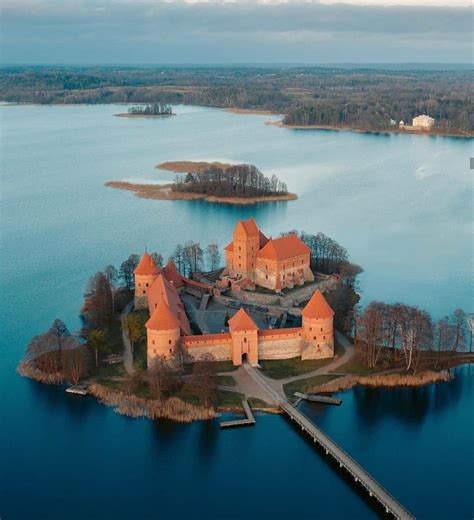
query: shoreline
[
  {"left": 105, "top": 181, "right": 297, "bottom": 205},
  {"left": 156, "top": 160, "right": 234, "bottom": 173},
  {"left": 114, "top": 113, "right": 176, "bottom": 118},
  {"left": 223, "top": 107, "right": 278, "bottom": 116},
  {"left": 266, "top": 120, "right": 474, "bottom": 138}
]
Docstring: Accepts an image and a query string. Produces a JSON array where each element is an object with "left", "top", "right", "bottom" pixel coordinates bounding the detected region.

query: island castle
[{"left": 134, "top": 220, "right": 334, "bottom": 369}]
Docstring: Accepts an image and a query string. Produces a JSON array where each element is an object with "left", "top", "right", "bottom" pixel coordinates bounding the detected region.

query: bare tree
[{"left": 205, "top": 242, "right": 221, "bottom": 271}]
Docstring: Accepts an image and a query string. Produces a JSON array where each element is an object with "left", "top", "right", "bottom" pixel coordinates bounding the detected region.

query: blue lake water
[{"left": 0, "top": 104, "right": 473, "bottom": 519}]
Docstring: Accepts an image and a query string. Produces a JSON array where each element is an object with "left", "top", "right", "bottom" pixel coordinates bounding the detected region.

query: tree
[
  {"left": 183, "top": 241, "right": 203, "bottom": 276},
  {"left": 450, "top": 308, "right": 466, "bottom": 353},
  {"left": 205, "top": 242, "right": 221, "bottom": 271},
  {"left": 186, "top": 354, "right": 217, "bottom": 407},
  {"left": 87, "top": 329, "right": 108, "bottom": 368},
  {"left": 468, "top": 314, "right": 474, "bottom": 353},
  {"left": 48, "top": 319, "right": 70, "bottom": 352},
  {"left": 126, "top": 313, "right": 146, "bottom": 351},
  {"left": 61, "top": 344, "right": 86, "bottom": 384},
  {"left": 151, "top": 252, "right": 163, "bottom": 269},
  {"left": 170, "top": 244, "right": 186, "bottom": 275},
  {"left": 147, "top": 357, "right": 180, "bottom": 399},
  {"left": 104, "top": 265, "right": 118, "bottom": 313},
  {"left": 119, "top": 254, "right": 140, "bottom": 290},
  {"left": 83, "top": 272, "right": 113, "bottom": 331}
]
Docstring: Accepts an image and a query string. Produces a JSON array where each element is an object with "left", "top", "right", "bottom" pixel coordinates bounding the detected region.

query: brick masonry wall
[
  {"left": 258, "top": 335, "right": 303, "bottom": 359},
  {"left": 184, "top": 341, "right": 232, "bottom": 362}
]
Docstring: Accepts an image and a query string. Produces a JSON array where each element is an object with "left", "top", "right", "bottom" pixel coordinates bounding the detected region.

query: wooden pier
[
  {"left": 244, "top": 364, "right": 415, "bottom": 519},
  {"left": 294, "top": 391, "right": 342, "bottom": 406},
  {"left": 220, "top": 400, "right": 256, "bottom": 429},
  {"left": 65, "top": 384, "right": 89, "bottom": 396}
]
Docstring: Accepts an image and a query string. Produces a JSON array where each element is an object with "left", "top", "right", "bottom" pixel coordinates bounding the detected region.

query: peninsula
[{"left": 106, "top": 162, "right": 297, "bottom": 204}]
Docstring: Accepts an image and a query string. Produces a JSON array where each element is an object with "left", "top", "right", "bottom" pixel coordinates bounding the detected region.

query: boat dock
[
  {"left": 294, "top": 391, "right": 342, "bottom": 405},
  {"left": 65, "top": 384, "right": 89, "bottom": 396},
  {"left": 220, "top": 400, "right": 256, "bottom": 428}
]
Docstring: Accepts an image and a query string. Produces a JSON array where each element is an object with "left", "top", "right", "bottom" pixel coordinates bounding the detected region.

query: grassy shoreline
[{"left": 105, "top": 181, "right": 297, "bottom": 205}]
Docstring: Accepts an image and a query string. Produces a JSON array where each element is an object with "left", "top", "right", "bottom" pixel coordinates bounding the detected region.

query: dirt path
[{"left": 120, "top": 300, "right": 136, "bottom": 376}]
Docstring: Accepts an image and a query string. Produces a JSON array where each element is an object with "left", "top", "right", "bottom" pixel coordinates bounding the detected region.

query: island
[
  {"left": 114, "top": 103, "right": 175, "bottom": 118},
  {"left": 105, "top": 162, "right": 297, "bottom": 204},
  {"left": 18, "top": 218, "right": 472, "bottom": 424}
]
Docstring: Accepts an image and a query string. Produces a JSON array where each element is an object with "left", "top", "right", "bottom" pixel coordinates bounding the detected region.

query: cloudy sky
[{"left": 1, "top": 0, "right": 472, "bottom": 65}]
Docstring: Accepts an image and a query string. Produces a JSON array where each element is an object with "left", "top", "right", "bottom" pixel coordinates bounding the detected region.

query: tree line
[
  {"left": 356, "top": 302, "right": 472, "bottom": 372},
  {"left": 3, "top": 66, "right": 471, "bottom": 132},
  {"left": 127, "top": 103, "right": 172, "bottom": 115},
  {"left": 172, "top": 164, "right": 288, "bottom": 198}
]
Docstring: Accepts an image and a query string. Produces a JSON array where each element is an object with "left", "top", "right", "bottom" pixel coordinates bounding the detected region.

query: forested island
[
  {"left": 106, "top": 162, "right": 296, "bottom": 204},
  {"left": 1, "top": 66, "right": 472, "bottom": 135},
  {"left": 115, "top": 102, "right": 174, "bottom": 118}
]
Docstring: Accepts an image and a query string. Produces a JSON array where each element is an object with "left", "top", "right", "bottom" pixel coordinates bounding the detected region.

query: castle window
[
  {"left": 244, "top": 337, "right": 247, "bottom": 343},
  {"left": 302, "top": 260, "right": 304, "bottom": 264},
  {"left": 309, "top": 327, "right": 312, "bottom": 331},
  {"left": 169, "top": 348, "right": 172, "bottom": 353},
  {"left": 321, "top": 328, "right": 323, "bottom": 332},
  {"left": 142, "top": 290, "right": 146, "bottom": 294},
  {"left": 153, "top": 349, "right": 157, "bottom": 354},
  {"left": 323, "top": 336, "right": 326, "bottom": 340},
  {"left": 239, "top": 246, "right": 241, "bottom": 251},
  {"left": 146, "top": 283, "right": 149, "bottom": 287},
  {"left": 169, "top": 340, "right": 172, "bottom": 345},
  {"left": 152, "top": 340, "right": 155, "bottom": 345},
  {"left": 266, "top": 274, "right": 268, "bottom": 279},
  {"left": 313, "top": 336, "right": 316, "bottom": 340}
]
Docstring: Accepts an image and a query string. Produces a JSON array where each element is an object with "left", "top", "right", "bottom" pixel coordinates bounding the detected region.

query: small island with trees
[
  {"left": 115, "top": 103, "right": 175, "bottom": 118},
  {"left": 105, "top": 161, "right": 296, "bottom": 204}
]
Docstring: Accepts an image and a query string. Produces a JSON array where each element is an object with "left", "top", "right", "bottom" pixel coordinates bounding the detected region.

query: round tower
[
  {"left": 134, "top": 252, "right": 159, "bottom": 309},
  {"left": 146, "top": 300, "right": 181, "bottom": 369},
  {"left": 301, "top": 289, "right": 334, "bottom": 360}
]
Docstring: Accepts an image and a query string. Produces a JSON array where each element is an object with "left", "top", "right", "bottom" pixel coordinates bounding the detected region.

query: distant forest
[
  {"left": 1, "top": 66, "right": 473, "bottom": 133},
  {"left": 172, "top": 164, "right": 288, "bottom": 198}
]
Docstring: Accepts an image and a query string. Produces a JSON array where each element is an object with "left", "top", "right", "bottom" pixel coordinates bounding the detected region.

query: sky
[{"left": 1, "top": 0, "right": 472, "bottom": 65}]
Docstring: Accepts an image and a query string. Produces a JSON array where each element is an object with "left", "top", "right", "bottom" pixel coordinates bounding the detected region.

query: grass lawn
[
  {"left": 106, "top": 316, "right": 125, "bottom": 356},
  {"left": 95, "top": 362, "right": 126, "bottom": 383},
  {"left": 331, "top": 356, "right": 379, "bottom": 375},
  {"left": 182, "top": 360, "right": 237, "bottom": 375},
  {"left": 283, "top": 374, "right": 341, "bottom": 399},
  {"left": 215, "top": 389, "right": 245, "bottom": 407},
  {"left": 133, "top": 339, "right": 147, "bottom": 371},
  {"left": 215, "top": 375, "right": 236, "bottom": 386},
  {"left": 259, "top": 342, "right": 344, "bottom": 380},
  {"left": 247, "top": 397, "right": 272, "bottom": 408}
]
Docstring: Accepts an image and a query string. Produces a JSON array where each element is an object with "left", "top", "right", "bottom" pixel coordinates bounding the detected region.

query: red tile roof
[
  {"left": 134, "top": 252, "right": 159, "bottom": 276},
  {"left": 228, "top": 308, "right": 259, "bottom": 332},
  {"left": 160, "top": 260, "right": 184, "bottom": 288},
  {"left": 236, "top": 218, "right": 259, "bottom": 237},
  {"left": 146, "top": 300, "right": 180, "bottom": 331},
  {"left": 257, "top": 234, "right": 310, "bottom": 262},
  {"left": 302, "top": 290, "right": 334, "bottom": 319}
]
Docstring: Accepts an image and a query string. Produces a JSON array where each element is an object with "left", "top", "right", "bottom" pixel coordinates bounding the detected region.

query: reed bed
[
  {"left": 17, "top": 360, "right": 65, "bottom": 385},
  {"left": 89, "top": 383, "right": 215, "bottom": 422},
  {"left": 309, "top": 370, "right": 450, "bottom": 394}
]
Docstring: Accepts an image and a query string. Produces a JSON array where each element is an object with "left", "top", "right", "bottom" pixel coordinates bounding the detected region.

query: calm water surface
[{"left": 0, "top": 105, "right": 472, "bottom": 519}]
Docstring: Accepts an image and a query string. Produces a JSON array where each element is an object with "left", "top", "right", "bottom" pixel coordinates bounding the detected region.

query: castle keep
[
  {"left": 134, "top": 220, "right": 334, "bottom": 369},
  {"left": 223, "top": 219, "right": 314, "bottom": 291}
]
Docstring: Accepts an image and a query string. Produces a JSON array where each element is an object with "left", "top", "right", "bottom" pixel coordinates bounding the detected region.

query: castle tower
[
  {"left": 134, "top": 252, "right": 159, "bottom": 309},
  {"left": 228, "top": 308, "right": 259, "bottom": 366},
  {"left": 301, "top": 290, "right": 334, "bottom": 360},
  {"left": 146, "top": 300, "right": 181, "bottom": 368},
  {"left": 230, "top": 219, "right": 261, "bottom": 280}
]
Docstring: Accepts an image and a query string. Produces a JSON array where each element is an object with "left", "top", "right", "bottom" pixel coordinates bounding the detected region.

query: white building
[{"left": 412, "top": 115, "right": 435, "bottom": 128}]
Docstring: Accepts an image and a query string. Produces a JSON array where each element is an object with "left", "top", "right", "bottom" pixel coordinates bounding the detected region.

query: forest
[
  {"left": 172, "top": 164, "right": 288, "bottom": 198},
  {"left": 1, "top": 65, "right": 473, "bottom": 133}
]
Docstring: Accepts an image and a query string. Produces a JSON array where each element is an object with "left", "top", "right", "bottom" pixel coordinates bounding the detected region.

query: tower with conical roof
[
  {"left": 228, "top": 308, "right": 259, "bottom": 366},
  {"left": 134, "top": 251, "right": 159, "bottom": 309},
  {"left": 146, "top": 300, "right": 181, "bottom": 367},
  {"left": 301, "top": 290, "right": 334, "bottom": 359}
]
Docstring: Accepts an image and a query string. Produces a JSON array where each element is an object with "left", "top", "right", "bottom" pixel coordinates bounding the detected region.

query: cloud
[{"left": 0, "top": 0, "right": 471, "bottom": 64}]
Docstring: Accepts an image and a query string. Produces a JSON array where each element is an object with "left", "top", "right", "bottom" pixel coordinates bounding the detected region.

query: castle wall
[
  {"left": 258, "top": 329, "right": 303, "bottom": 359},
  {"left": 183, "top": 334, "right": 232, "bottom": 362},
  {"left": 135, "top": 273, "right": 157, "bottom": 309},
  {"left": 147, "top": 327, "right": 181, "bottom": 367},
  {"left": 302, "top": 316, "right": 334, "bottom": 360}
]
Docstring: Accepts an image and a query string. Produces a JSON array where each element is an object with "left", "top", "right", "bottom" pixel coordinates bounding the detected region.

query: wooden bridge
[{"left": 244, "top": 364, "right": 415, "bottom": 520}]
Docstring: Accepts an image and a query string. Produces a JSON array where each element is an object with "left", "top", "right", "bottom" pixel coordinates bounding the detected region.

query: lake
[{"left": 0, "top": 104, "right": 472, "bottom": 519}]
